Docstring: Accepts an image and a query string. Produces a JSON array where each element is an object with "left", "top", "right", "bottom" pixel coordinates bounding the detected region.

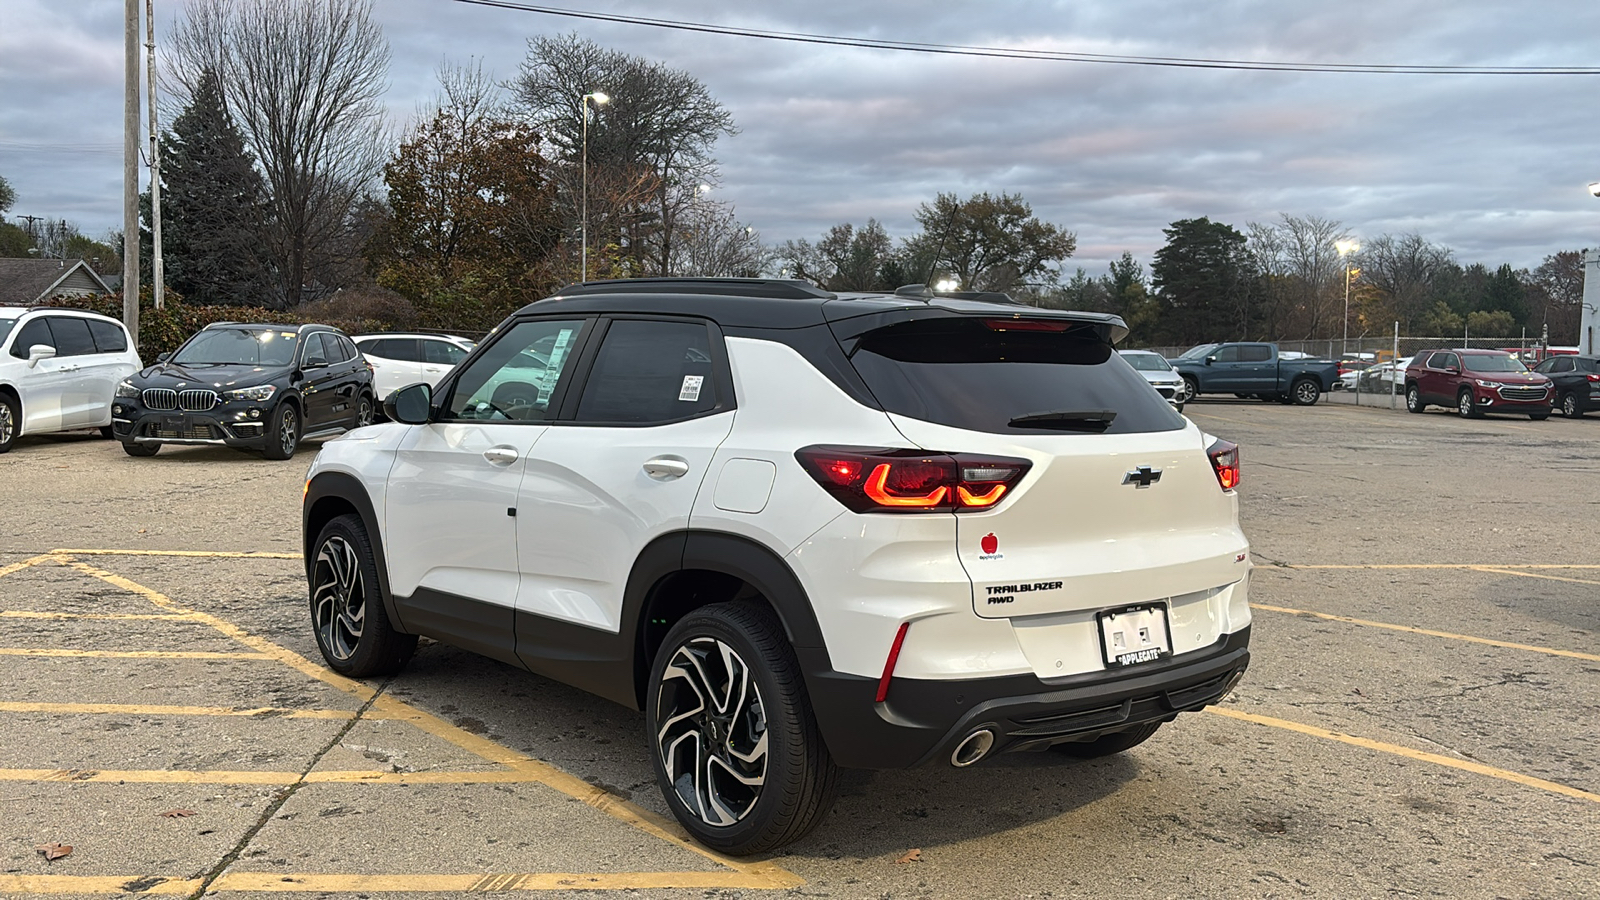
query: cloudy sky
[{"left": 4, "top": 0, "right": 1599, "bottom": 277}]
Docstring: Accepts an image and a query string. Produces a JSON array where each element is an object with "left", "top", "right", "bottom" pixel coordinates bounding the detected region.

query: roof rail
[
  {"left": 558, "top": 277, "right": 836, "bottom": 301},
  {"left": 892, "top": 284, "right": 1021, "bottom": 305}
]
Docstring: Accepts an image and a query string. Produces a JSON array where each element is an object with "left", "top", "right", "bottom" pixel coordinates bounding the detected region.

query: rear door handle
[
  {"left": 483, "top": 446, "right": 519, "bottom": 466},
  {"left": 643, "top": 457, "right": 690, "bottom": 480}
]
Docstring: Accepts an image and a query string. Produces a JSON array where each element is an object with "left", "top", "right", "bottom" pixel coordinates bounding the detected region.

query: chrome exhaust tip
[{"left": 950, "top": 728, "right": 996, "bottom": 767}]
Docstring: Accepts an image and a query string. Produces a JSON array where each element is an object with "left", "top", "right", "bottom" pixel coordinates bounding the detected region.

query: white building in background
[{"left": 1582, "top": 250, "right": 1600, "bottom": 355}]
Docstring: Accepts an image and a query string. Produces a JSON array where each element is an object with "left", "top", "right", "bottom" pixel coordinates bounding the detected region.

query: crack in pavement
[{"left": 185, "top": 675, "right": 395, "bottom": 900}]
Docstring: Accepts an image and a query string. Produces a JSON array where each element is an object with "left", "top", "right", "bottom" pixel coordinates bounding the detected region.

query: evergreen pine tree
[{"left": 161, "top": 68, "right": 270, "bottom": 305}]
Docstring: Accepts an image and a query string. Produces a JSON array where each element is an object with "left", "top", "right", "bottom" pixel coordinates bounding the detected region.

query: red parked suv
[{"left": 1404, "top": 348, "right": 1554, "bottom": 419}]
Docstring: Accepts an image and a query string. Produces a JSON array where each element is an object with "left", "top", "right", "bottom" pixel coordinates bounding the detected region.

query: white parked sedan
[
  {"left": 1119, "top": 349, "right": 1187, "bottom": 411},
  {"left": 0, "top": 306, "right": 143, "bottom": 453},
  {"left": 351, "top": 333, "right": 475, "bottom": 400}
]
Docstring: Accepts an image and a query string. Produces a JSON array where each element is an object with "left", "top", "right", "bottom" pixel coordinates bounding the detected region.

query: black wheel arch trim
[{"left": 302, "top": 471, "right": 406, "bottom": 635}]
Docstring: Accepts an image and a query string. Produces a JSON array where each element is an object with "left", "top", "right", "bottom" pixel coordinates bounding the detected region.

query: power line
[{"left": 448, "top": 0, "right": 1600, "bottom": 76}]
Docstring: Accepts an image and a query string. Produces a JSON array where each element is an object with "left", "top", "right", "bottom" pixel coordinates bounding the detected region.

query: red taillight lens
[
  {"left": 876, "top": 621, "right": 911, "bottom": 703},
  {"left": 796, "top": 446, "right": 1030, "bottom": 513},
  {"left": 1208, "top": 439, "right": 1240, "bottom": 491},
  {"left": 1587, "top": 374, "right": 1600, "bottom": 383}
]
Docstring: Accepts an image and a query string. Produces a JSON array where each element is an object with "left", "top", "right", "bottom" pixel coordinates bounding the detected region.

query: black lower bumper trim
[{"left": 800, "top": 626, "right": 1250, "bottom": 769}]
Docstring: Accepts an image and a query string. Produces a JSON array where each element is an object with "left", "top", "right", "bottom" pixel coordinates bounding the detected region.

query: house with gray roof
[{"left": 0, "top": 258, "right": 113, "bottom": 306}]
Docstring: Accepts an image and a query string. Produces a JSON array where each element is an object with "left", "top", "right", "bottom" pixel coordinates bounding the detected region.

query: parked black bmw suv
[{"left": 113, "top": 323, "right": 375, "bottom": 459}]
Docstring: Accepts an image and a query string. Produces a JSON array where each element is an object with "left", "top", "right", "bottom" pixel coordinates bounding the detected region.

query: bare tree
[
  {"left": 1359, "top": 233, "right": 1454, "bottom": 332},
  {"left": 511, "top": 34, "right": 736, "bottom": 277},
  {"left": 672, "top": 201, "right": 766, "bottom": 278},
  {"left": 170, "top": 0, "right": 389, "bottom": 306}
]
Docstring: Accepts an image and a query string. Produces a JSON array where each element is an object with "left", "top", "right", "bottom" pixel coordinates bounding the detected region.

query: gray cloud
[{"left": 4, "top": 0, "right": 1598, "bottom": 278}]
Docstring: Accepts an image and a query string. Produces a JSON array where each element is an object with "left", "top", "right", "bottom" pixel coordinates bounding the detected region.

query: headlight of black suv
[
  {"left": 225, "top": 385, "right": 277, "bottom": 402},
  {"left": 115, "top": 380, "right": 140, "bottom": 399}
]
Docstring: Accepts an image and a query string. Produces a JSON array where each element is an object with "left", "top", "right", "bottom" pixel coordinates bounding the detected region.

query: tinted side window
[
  {"left": 87, "top": 319, "right": 129, "bottom": 353},
  {"left": 423, "top": 340, "right": 467, "bottom": 365},
  {"left": 847, "top": 317, "right": 1184, "bottom": 435},
  {"left": 1551, "top": 357, "right": 1574, "bottom": 373},
  {"left": 575, "top": 320, "right": 718, "bottom": 424},
  {"left": 9, "top": 318, "right": 54, "bottom": 359},
  {"left": 1212, "top": 346, "right": 1240, "bottom": 363},
  {"left": 1239, "top": 345, "right": 1272, "bottom": 362},
  {"left": 1581, "top": 358, "right": 1600, "bottom": 373},
  {"left": 336, "top": 335, "right": 359, "bottom": 363},
  {"left": 447, "top": 319, "right": 587, "bottom": 422},
  {"left": 47, "top": 317, "right": 97, "bottom": 357},
  {"left": 302, "top": 334, "right": 331, "bottom": 365}
]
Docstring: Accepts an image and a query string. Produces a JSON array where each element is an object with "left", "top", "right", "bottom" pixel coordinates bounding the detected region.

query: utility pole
[
  {"left": 123, "top": 0, "right": 141, "bottom": 345},
  {"left": 145, "top": 0, "right": 164, "bottom": 310}
]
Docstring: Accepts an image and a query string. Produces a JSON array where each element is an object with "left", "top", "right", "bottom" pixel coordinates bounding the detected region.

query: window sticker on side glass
[
  {"left": 678, "top": 374, "right": 704, "bottom": 402},
  {"left": 538, "top": 328, "right": 575, "bottom": 403}
]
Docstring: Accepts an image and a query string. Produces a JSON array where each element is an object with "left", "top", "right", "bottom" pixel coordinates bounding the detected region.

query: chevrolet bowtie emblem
[{"left": 1122, "top": 466, "right": 1162, "bottom": 488}]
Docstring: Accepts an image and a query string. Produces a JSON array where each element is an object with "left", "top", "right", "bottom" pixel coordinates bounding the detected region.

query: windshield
[
  {"left": 0, "top": 317, "right": 15, "bottom": 348},
  {"left": 1176, "top": 343, "right": 1220, "bottom": 360},
  {"left": 173, "top": 328, "right": 299, "bottom": 366},
  {"left": 1462, "top": 354, "right": 1529, "bottom": 374},
  {"left": 1121, "top": 352, "right": 1173, "bottom": 372}
]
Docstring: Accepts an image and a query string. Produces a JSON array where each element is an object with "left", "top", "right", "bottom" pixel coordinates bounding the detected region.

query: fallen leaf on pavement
[
  {"left": 159, "top": 809, "right": 196, "bottom": 818},
  {"left": 36, "top": 842, "right": 72, "bottom": 861},
  {"left": 895, "top": 848, "right": 922, "bottom": 864}
]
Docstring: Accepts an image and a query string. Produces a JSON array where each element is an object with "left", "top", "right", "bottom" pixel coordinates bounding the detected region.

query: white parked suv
[
  {"left": 0, "top": 306, "right": 142, "bottom": 453},
  {"left": 301, "top": 279, "right": 1252, "bottom": 854},
  {"left": 350, "top": 333, "right": 474, "bottom": 400}
]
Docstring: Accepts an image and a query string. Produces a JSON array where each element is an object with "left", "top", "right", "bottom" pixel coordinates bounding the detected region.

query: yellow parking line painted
[
  {"left": 1208, "top": 707, "right": 1600, "bottom": 804},
  {"left": 0, "top": 768, "right": 304, "bottom": 784},
  {"left": 1250, "top": 603, "right": 1600, "bottom": 663},
  {"left": 0, "top": 648, "right": 270, "bottom": 660},
  {"left": 0, "top": 610, "right": 196, "bottom": 621},
  {"left": 0, "top": 871, "right": 802, "bottom": 894},
  {"left": 1469, "top": 566, "right": 1600, "bottom": 587},
  {"left": 1268, "top": 563, "right": 1600, "bottom": 570},
  {"left": 303, "top": 769, "right": 552, "bottom": 784},
  {"left": 59, "top": 556, "right": 803, "bottom": 886},
  {"left": 0, "top": 554, "right": 61, "bottom": 579},
  {"left": 0, "top": 701, "right": 358, "bottom": 719},
  {"left": 214, "top": 870, "right": 804, "bottom": 891},
  {"left": 50, "top": 548, "right": 302, "bottom": 558},
  {"left": 0, "top": 875, "right": 197, "bottom": 895}
]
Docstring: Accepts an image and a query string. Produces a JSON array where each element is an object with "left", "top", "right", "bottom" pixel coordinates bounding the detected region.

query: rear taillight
[
  {"left": 1587, "top": 374, "right": 1600, "bottom": 383},
  {"left": 795, "top": 446, "right": 1031, "bottom": 513},
  {"left": 1208, "top": 439, "right": 1240, "bottom": 491}
]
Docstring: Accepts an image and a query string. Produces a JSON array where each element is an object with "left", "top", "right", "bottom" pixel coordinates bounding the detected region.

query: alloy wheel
[
  {"left": 1458, "top": 392, "right": 1474, "bottom": 418},
  {"left": 655, "top": 636, "right": 770, "bottom": 828},
  {"left": 0, "top": 403, "right": 12, "bottom": 447},
  {"left": 312, "top": 535, "right": 366, "bottom": 661},
  {"left": 1564, "top": 394, "right": 1578, "bottom": 418},
  {"left": 1295, "top": 381, "right": 1318, "bottom": 404},
  {"left": 279, "top": 407, "right": 298, "bottom": 455},
  {"left": 356, "top": 396, "right": 374, "bottom": 428}
]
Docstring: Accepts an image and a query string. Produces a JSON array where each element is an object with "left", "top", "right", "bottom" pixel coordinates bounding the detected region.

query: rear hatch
[{"left": 830, "top": 307, "right": 1246, "bottom": 619}]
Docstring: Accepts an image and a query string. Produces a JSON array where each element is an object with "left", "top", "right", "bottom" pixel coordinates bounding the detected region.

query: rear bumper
[{"left": 800, "top": 625, "right": 1250, "bottom": 769}]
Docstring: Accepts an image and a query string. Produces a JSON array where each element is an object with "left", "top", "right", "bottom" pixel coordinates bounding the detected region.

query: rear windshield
[
  {"left": 1121, "top": 352, "right": 1172, "bottom": 372},
  {"left": 847, "top": 317, "right": 1185, "bottom": 435},
  {"left": 1462, "top": 354, "right": 1528, "bottom": 373}
]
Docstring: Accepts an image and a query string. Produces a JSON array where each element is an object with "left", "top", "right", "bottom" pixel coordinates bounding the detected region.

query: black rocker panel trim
[
  {"left": 303, "top": 472, "right": 405, "bottom": 634},
  {"left": 393, "top": 587, "right": 521, "bottom": 669}
]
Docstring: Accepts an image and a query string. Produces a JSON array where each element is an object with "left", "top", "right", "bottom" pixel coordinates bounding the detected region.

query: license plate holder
[
  {"left": 1097, "top": 604, "right": 1173, "bottom": 668},
  {"left": 161, "top": 414, "right": 189, "bottom": 431}
]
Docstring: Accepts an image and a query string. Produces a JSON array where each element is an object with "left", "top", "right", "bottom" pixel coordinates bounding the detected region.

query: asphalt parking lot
[{"left": 1, "top": 401, "right": 1597, "bottom": 899}]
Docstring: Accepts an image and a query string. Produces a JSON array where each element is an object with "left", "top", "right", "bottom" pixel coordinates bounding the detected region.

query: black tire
[
  {"left": 98, "top": 425, "right": 114, "bottom": 439},
  {"left": 1530, "top": 411, "right": 1551, "bottom": 421},
  {"left": 0, "top": 393, "right": 17, "bottom": 454},
  {"left": 1052, "top": 722, "right": 1163, "bottom": 759},
  {"left": 1233, "top": 393, "right": 1250, "bottom": 399},
  {"left": 646, "top": 602, "right": 838, "bottom": 855},
  {"left": 1406, "top": 384, "right": 1425, "bottom": 413},
  {"left": 309, "top": 514, "right": 416, "bottom": 677},
  {"left": 1290, "top": 378, "right": 1321, "bottom": 406},
  {"left": 353, "top": 392, "right": 375, "bottom": 429},
  {"left": 263, "top": 402, "right": 301, "bottom": 460},
  {"left": 1181, "top": 376, "right": 1200, "bottom": 402},
  {"left": 121, "top": 440, "right": 159, "bottom": 457},
  {"left": 1562, "top": 392, "right": 1582, "bottom": 418},
  {"left": 1457, "top": 389, "right": 1481, "bottom": 419}
]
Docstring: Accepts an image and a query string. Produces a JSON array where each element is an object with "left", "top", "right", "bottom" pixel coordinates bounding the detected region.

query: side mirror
[
  {"left": 303, "top": 356, "right": 328, "bottom": 370},
  {"left": 26, "top": 344, "right": 55, "bottom": 368},
  {"left": 1204, "top": 356, "right": 1216, "bottom": 365},
  {"left": 385, "top": 382, "right": 433, "bottom": 425},
  {"left": 1445, "top": 367, "right": 1460, "bottom": 375},
  {"left": 156, "top": 351, "right": 172, "bottom": 364}
]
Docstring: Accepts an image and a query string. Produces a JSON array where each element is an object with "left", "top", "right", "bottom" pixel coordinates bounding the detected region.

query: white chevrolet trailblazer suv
[{"left": 301, "top": 278, "right": 1252, "bottom": 854}]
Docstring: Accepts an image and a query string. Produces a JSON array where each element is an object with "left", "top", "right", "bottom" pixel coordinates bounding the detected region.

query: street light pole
[
  {"left": 580, "top": 91, "right": 609, "bottom": 282},
  {"left": 1336, "top": 239, "right": 1360, "bottom": 358}
]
